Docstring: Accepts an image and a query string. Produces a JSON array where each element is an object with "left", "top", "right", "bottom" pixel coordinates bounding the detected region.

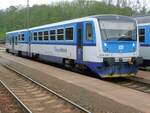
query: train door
[
  {"left": 77, "top": 22, "right": 83, "bottom": 62},
  {"left": 12, "top": 36, "right": 15, "bottom": 53},
  {"left": 28, "top": 31, "right": 31, "bottom": 57}
]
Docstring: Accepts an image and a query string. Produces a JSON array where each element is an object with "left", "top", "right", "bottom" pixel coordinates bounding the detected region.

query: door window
[
  {"left": 139, "top": 29, "right": 145, "bottom": 42},
  {"left": 86, "top": 23, "right": 93, "bottom": 41},
  {"left": 66, "top": 27, "right": 73, "bottom": 40}
]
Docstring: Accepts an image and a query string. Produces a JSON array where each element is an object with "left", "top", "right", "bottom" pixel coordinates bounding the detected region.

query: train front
[{"left": 97, "top": 15, "right": 142, "bottom": 77}]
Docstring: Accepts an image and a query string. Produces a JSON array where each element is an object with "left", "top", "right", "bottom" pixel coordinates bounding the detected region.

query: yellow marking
[{"left": 102, "top": 73, "right": 135, "bottom": 78}]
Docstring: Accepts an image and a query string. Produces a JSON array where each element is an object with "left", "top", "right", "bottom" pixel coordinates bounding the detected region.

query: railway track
[
  {"left": 0, "top": 80, "right": 31, "bottom": 113},
  {"left": 0, "top": 47, "right": 5, "bottom": 52},
  {"left": 139, "top": 67, "right": 150, "bottom": 71},
  {"left": 105, "top": 77, "right": 150, "bottom": 94},
  {"left": 1, "top": 64, "right": 91, "bottom": 113}
]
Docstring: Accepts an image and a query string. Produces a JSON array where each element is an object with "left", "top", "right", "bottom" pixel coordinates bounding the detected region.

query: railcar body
[
  {"left": 138, "top": 23, "right": 150, "bottom": 66},
  {"left": 6, "top": 29, "right": 29, "bottom": 55},
  {"left": 6, "top": 15, "right": 140, "bottom": 77},
  {"left": 136, "top": 16, "right": 150, "bottom": 66}
]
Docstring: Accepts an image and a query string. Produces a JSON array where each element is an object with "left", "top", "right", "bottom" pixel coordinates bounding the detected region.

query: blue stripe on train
[
  {"left": 140, "top": 44, "right": 150, "bottom": 47},
  {"left": 15, "top": 42, "right": 96, "bottom": 46}
]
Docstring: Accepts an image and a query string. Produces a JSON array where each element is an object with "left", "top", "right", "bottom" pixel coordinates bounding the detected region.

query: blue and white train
[
  {"left": 5, "top": 15, "right": 141, "bottom": 77},
  {"left": 136, "top": 16, "right": 150, "bottom": 66}
]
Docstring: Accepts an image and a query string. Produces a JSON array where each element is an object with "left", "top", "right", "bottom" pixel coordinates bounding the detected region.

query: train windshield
[{"left": 99, "top": 20, "right": 137, "bottom": 41}]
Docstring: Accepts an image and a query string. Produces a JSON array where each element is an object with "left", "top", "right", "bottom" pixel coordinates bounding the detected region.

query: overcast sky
[{"left": 0, "top": 0, "right": 149, "bottom": 10}]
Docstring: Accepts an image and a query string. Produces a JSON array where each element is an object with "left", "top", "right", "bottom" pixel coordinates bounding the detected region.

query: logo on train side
[
  {"left": 55, "top": 47, "right": 67, "bottom": 53},
  {"left": 118, "top": 45, "right": 124, "bottom": 50}
]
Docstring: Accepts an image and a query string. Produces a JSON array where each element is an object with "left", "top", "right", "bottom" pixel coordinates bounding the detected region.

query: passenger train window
[
  {"left": 86, "top": 23, "right": 93, "bottom": 41},
  {"left": 10, "top": 37, "right": 11, "bottom": 45},
  {"left": 31, "top": 33, "right": 33, "bottom": 40},
  {"left": 66, "top": 27, "right": 73, "bottom": 40},
  {"left": 15, "top": 36, "right": 17, "bottom": 45},
  {"left": 44, "top": 31, "right": 49, "bottom": 40},
  {"left": 57, "top": 29, "right": 64, "bottom": 40},
  {"left": 18, "top": 33, "right": 24, "bottom": 41},
  {"left": 33, "top": 32, "right": 37, "bottom": 40},
  {"left": 50, "top": 30, "right": 56, "bottom": 40},
  {"left": 38, "top": 32, "right": 43, "bottom": 40},
  {"left": 22, "top": 34, "right": 24, "bottom": 41},
  {"left": 139, "top": 29, "right": 145, "bottom": 42},
  {"left": 18, "top": 34, "right": 21, "bottom": 41}
]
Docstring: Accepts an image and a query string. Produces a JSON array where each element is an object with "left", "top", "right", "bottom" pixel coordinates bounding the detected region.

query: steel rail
[
  {"left": 105, "top": 77, "right": 150, "bottom": 94},
  {"left": 127, "top": 76, "right": 150, "bottom": 85},
  {"left": 0, "top": 80, "right": 32, "bottom": 113},
  {"left": 3, "top": 64, "right": 92, "bottom": 113}
]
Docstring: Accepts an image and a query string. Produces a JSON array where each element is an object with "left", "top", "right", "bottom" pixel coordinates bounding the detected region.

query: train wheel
[
  {"left": 6, "top": 49, "right": 9, "bottom": 53},
  {"left": 63, "top": 59, "right": 74, "bottom": 69},
  {"left": 18, "top": 51, "right": 22, "bottom": 57}
]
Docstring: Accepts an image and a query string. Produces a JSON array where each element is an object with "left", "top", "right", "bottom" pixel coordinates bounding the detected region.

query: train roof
[
  {"left": 29, "top": 16, "right": 93, "bottom": 31},
  {"left": 6, "top": 14, "right": 133, "bottom": 33},
  {"left": 135, "top": 16, "right": 150, "bottom": 25},
  {"left": 29, "top": 14, "right": 134, "bottom": 31},
  {"left": 6, "top": 29, "right": 28, "bottom": 34}
]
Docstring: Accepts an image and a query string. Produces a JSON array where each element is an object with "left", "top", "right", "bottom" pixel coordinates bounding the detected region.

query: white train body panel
[
  {"left": 31, "top": 44, "right": 77, "bottom": 59},
  {"left": 5, "top": 42, "right": 11, "bottom": 50},
  {"left": 139, "top": 46, "right": 150, "bottom": 60},
  {"left": 14, "top": 44, "right": 28, "bottom": 52},
  {"left": 83, "top": 46, "right": 103, "bottom": 62}
]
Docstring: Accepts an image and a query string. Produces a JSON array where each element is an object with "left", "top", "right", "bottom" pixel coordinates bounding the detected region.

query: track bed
[
  {"left": 105, "top": 77, "right": 150, "bottom": 94},
  {"left": 0, "top": 64, "right": 90, "bottom": 113},
  {"left": 0, "top": 81, "right": 30, "bottom": 113}
]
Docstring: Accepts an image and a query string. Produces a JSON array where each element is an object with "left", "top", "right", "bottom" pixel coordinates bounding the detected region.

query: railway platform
[
  {"left": 0, "top": 52, "right": 150, "bottom": 113},
  {"left": 0, "top": 47, "right": 5, "bottom": 51}
]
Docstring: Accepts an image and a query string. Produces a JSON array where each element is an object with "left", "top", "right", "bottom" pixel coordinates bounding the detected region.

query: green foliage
[{"left": 0, "top": 0, "right": 134, "bottom": 39}]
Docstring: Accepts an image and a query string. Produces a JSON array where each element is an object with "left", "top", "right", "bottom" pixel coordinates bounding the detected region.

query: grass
[{"left": 0, "top": 32, "right": 5, "bottom": 40}]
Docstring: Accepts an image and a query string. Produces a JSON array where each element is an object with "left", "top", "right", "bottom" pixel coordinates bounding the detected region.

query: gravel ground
[
  {"left": 0, "top": 81, "right": 26, "bottom": 113},
  {"left": 137, "top": 71, "right": 150, "bottom": 81},
  {"left": 0, "top": 58, "right": 143, "bottom": 113},
  {"left": 0, "top": 44, "right": 5, "bottom": 47},
  {"left": 0, "top": 65, "right": 86, "bottom": 113}
]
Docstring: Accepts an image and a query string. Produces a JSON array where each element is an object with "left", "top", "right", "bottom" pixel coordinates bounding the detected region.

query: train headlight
[
  {"left": 104, "top": 43, "right": 107, "bottom": 47},
  {"left": 132, "top": 43, "right": 135, "bottom": 47}
]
